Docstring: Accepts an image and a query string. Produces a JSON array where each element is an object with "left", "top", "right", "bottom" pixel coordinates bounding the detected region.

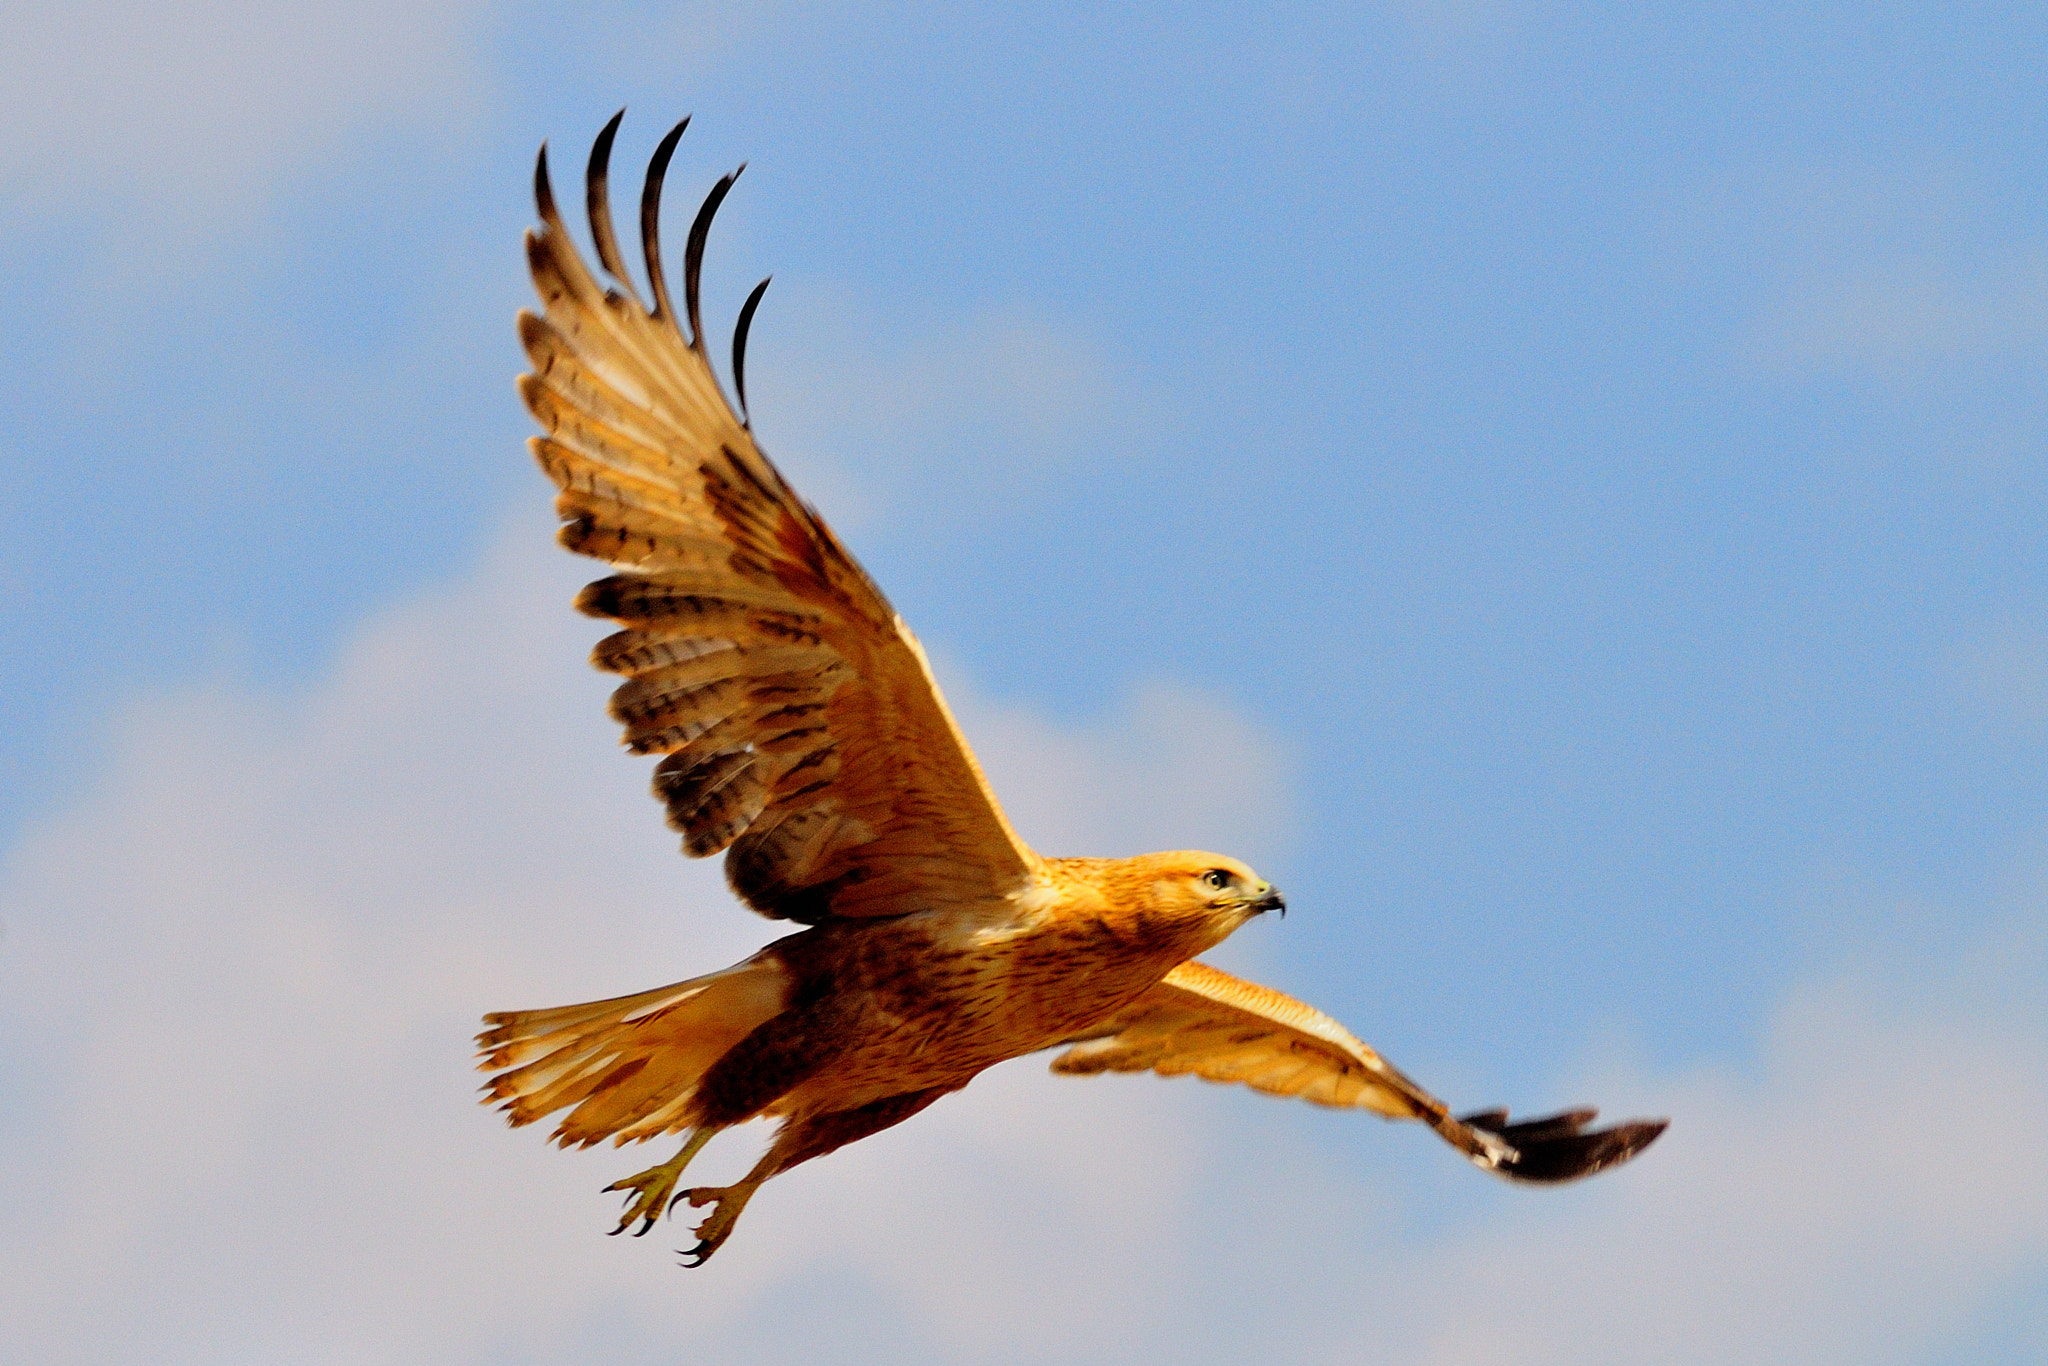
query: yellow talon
[
  {"left": 602, "top": 1127, "right": 717, "bottom": 1237},
  {"left": 678, "top": 1180, "right": 763, "bottom": 1266}
]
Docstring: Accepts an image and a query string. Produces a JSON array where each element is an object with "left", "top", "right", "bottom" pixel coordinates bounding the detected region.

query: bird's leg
[
  {"left": 677, "top": 1088, "right": 955, "bottom": 1266},
  {"left": 678, "top": 1169, "right": 770, "bottom": 1266},
  {"left": 675, "top": 1111, "right": 826, "bottom": 1267},
  {"left": 603, "top": 1126, "right": 720, "bottom": 1237}
]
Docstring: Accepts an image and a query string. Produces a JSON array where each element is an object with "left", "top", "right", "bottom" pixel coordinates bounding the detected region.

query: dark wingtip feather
[
  {"left": 733, "top": 276, "right": 772, "bottom": 427},
  {"left": 640, "top": 117, "right": 692, "bottom": 328},
  {"left": 684, "top": 165, "right": 744, "bottom": 354},
  {"left": 1463, "top": 1108, "right": 1669, "bottom": 1184},
  {"left": 534, "top": 143, "right": 558, "bottom": 225},
  {"left": 586, "top": 109, "right": 637, "bottom": 297},
  {"left": 573, "top": 578, "right": 623, "bottom": 619}
]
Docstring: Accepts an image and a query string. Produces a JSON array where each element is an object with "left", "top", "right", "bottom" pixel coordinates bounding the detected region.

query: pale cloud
[
  {"left": 0, "top": 0, "right": 488, "bottom": 231},
  {"left": 949, "top": 670, "right": 1296, "bottom": 868},
  {"left": 2, "top": 507, "right": 2042, "bottom": 1365},
  {"left": 1694, "top": 164, "right": 2048, "bottom": 381},
  {"left": 742, "top": 291, "right": 1162, "bottom": 534},
  {"left": 0, "top": 517, "right": 1293, "bottom": 1365},
  {"left": 1374, "top": 949, "right": 2048, "bottom": 1365}
]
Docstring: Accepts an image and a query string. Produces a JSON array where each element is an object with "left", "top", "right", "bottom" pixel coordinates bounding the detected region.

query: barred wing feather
[{"left": 519, "top": 114, "right": 1038, "bottom": 922}]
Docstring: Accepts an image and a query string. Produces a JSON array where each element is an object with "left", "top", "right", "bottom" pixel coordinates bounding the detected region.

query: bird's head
[{"left": 1107, "top": 851, "right": 1285, "bottom": 954}]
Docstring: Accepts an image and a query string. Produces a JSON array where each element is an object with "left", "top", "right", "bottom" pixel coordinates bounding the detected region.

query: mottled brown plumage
[{"left": 479, "top": 113, "right": 1666, "bottom": 1266}]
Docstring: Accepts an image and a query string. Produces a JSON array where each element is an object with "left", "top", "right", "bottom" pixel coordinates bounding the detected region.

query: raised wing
[
  {"left": 519, "top": 114, "right": 1038, "bottom": 921},
  {"left": 1053, "top": 960, "right": 1666, "bottom": 1183}
]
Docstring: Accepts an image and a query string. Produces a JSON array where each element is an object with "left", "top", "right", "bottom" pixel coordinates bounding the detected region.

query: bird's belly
[{"left": 777, "top": 919, "right": 1174, "bottom": 1113}]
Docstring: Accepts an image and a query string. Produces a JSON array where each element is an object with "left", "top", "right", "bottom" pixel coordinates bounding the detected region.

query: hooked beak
[{"left": 1250, "top": 886, "right": 1286, "bottom": 918}]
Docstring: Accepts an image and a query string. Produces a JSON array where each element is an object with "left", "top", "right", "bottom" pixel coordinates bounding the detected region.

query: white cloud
[
  {"left": 0, "top": 517, "right": 1296, "bottom": 1365},
  {"left": 1697, "top": 165, "right": 2048, "bottom": 381},
  {"left": 1374, "top": 951, "right": 2048, "bottom": 1365},
  {"left": 0, "top": 513, "right": 2041, "bottom": 1366},
  {"left": 949, "top": 671, "right": 1296, "bottom": 868},
  {"left": 0, "top": 0, "right": 487, "bottom": 231},
  {"left": 741, "top": 291, "right": 1161, "bottom": 535}
]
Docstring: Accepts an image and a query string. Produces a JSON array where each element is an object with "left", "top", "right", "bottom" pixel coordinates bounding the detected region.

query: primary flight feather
[{"left": 479, "top": 112, "right": 1666, "bottom": 1266}]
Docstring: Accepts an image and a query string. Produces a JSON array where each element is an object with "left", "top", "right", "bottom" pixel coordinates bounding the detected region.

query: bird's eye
[{"left": 1200, "top": 868, "right": 1234, "bottom": 891}]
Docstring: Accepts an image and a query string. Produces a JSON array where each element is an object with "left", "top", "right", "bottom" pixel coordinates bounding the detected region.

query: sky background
[{"left": 3, "top": 3, "right": 2046, "bottom": 1362}]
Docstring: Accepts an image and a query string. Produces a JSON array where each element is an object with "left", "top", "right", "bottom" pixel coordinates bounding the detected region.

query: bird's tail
[{"left": 476, "top": 952, "right": 791, "bottom": 1148}]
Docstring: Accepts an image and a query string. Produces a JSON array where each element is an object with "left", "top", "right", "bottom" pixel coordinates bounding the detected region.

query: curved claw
[
  {"left": 602, "top": 1182, "right": 663, "bottom": 1238},
  {"left": 670, "top": 1183, "right": 757, "bottom": 1266},
  {"left": 604, "top": 1201, "right": 649, "bottom": 1237},
  {"left": 600, "top": 1132, "right": 719, "bottom": 1238}
]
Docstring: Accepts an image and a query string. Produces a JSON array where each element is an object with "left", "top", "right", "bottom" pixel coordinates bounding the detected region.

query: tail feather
[{"left": 477, "top": 952, "right": 790, "bottom": 1148}]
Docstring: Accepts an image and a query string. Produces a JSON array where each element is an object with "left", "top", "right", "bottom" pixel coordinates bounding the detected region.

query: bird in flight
[{"left": 478, "top": 112, "right": 1667, "bottom": 1267}]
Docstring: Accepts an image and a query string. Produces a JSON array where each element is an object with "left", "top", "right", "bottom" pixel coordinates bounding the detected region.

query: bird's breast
[{"left": 777, "top": 906, "right": 1184, "bottom": 1109}]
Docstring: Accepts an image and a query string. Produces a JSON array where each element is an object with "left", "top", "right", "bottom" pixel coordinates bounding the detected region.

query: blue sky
[{"left": 3, "top": 4, "right": 2045, "bottom": 1363}]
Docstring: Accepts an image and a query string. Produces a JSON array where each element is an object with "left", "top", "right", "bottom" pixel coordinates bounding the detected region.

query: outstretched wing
[
  {"left": 1053, "top": 960, "right": 1666, "bottom": 1183},
  {"left": 519, "top": 114, "right": 1038, "bottom": 922}
]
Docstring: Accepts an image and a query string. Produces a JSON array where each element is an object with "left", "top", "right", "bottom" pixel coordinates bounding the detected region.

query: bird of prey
[{"left": 478, "top": 112, "right": 1667, "bottom": 1267}]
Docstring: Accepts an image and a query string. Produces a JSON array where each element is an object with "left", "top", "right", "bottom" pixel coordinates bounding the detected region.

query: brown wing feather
[
  {"left": 1053, "top": 961, "right": 1668, "bottom": 1184},
  {"left": 1054, "top": 961, "right": 1437, "bottom": 1118},
  {"left": 519, "top": 121, "right": 1038, "bottom": 921}
]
